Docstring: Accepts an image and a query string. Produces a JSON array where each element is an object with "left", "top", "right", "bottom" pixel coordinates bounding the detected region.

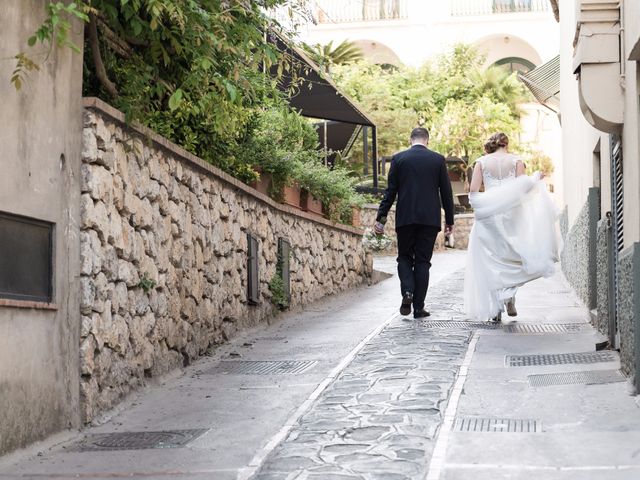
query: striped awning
[{"left": 518, "top": 55, "right": 560, "bottom": 112}]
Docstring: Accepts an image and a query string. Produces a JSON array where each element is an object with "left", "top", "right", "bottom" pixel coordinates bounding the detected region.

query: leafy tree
[
  {"left": 15, "top": 0, "right": 307, "bottom": 183},
  {"left": 331, "top": 43, "right": 528, "bottom": 170}
]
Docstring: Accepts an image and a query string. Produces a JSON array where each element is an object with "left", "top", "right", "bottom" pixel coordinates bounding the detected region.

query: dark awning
[
  {"left": 518, "top": 55, "right": 560, "bottom": 113},
  {"left": 268, "top": 31, "right": 376, "bottom": 127}
]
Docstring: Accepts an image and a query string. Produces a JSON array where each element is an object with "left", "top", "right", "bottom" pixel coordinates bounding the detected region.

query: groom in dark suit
[{"left": 374, "top": 127, "right": 454, "bottom": 318}]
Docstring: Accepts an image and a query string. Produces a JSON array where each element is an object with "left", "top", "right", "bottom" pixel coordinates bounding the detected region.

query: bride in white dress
[{"left": 464, "top": 133, "right": 559, "bottom": 322}]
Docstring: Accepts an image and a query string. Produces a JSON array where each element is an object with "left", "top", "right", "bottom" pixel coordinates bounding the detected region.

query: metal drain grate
[
  {"left": 528, "top": 369, "right": 625, "bottom": 387},
  {"left": 506, "top": 351, "right": 616, "bottom": 367},
  {"left": 503, "top": 324, "right": 586, "bottom": 334},
  {"left": 211, "top": 360, "right": 317, "bottom": 375},
  {"left": 75, "top": 429, "right": 208, "bottom": 451},
  {"left": 421, "top": 321, "right": 501, "bottom": 330},
  {"left": 454, "top": 418, "right": 541, "bottom": 433}
]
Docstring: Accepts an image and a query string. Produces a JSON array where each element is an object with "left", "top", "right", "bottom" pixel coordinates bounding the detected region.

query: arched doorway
[
  {"left": 351, "top": 39, "right": 402, "bottom": 67},
  {"left": 473, "top": 34, "right": 542, "bottom": 71}
]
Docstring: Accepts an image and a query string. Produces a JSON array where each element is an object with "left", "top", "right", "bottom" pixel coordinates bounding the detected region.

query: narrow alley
[{"left": 1, "top": 252, "right": 638, "bottom": 480}]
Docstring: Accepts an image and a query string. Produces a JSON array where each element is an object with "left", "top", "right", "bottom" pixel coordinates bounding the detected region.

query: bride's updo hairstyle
[{"left": 484, "top": 132, "right": 509, "bottom": 154}]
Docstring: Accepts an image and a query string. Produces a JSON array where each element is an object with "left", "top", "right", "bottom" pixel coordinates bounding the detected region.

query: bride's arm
[
  {"left": 516, "top": 159, "right": 526, "bottom": 177},
  {"left": 469, "top": 162, "right": 483, "bottom": 193}
]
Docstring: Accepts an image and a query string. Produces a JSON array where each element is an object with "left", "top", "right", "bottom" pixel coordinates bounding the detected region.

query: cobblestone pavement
[{"left": 254, "top": 270, "right": 471, "bottom": 480}]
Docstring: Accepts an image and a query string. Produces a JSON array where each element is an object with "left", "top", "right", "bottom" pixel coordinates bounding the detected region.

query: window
[
  {"left": 247, "top": 234, "right": 259, "bottom": 305},
  {"left": 494, "top": 57, "right": 536, "bottom": 75},
  {"left": 0, "top": 212, "right": 53, "bottom": 303},
  {"left": 277, "top": 238, "right": 291, "bottom": 305}
]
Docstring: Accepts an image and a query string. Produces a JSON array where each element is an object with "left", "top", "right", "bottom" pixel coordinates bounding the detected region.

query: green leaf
[
  {"left": 27, "top": 36, "right": 37, "bottom": 47},
  {"left": 168, "top": 89, "right": 183, "bottom": 111},
  {"left": 224, "top": 81, "right": 237, "bottom": 102}
]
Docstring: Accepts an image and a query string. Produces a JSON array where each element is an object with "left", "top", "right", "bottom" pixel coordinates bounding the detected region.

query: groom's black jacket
[{"left": 376, "top": 144, "right": 454, "bottom": 230}]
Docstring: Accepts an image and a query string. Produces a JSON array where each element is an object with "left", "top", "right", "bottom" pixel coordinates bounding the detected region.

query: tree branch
[
  {"left": 97, "top": 17, "right": 135, "bottom": 57},
  {"left": 88, "top": 13, "right": 118, "bottom": 99}
]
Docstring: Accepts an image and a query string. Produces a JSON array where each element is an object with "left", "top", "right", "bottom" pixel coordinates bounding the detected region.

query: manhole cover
[
  {"left": 506, "top": 351, "right": 616, "bottom": 367},
  {"left": 503, "top": 324, "right": 587, "bottom": 334},
  {"left": 75, "top": 429, "right": 208, "bottom": 451},
  {"left": 210, "top": 360, "right": 317, "bottom": 375},
  {"left": 528, "top": 369, "right": 625, "bottom": 387},
  {"left": 454, "top": 418, "right": 541, "bottom": 433},
  {"left": 421, "top": 321, "right": 501, "bottom": 330}
]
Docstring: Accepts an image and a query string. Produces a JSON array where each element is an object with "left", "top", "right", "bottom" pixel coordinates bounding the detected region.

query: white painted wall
[{"left": 298, "top": 0, "right": 559, "bottom": 68}]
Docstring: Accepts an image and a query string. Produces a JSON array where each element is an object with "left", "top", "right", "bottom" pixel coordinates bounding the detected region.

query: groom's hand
[{"left": 374, "top": 222, "right": 385, "bottom": 235}]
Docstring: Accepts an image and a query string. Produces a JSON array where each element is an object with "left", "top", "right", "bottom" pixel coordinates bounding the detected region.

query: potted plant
[
  {"left": 351, "top": 206, "right": 361, "bottom": 227},
  {"left": 300, "top": 189, "right": 324, "bottom": 215},
  {"left": 250, "top": 166, "right": 272, "bottom": 196},
  {"left": 282, "top": 182, "right": 302, "bottom": 208}
]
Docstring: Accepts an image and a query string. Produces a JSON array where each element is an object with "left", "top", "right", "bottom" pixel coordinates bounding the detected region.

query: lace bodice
[{"left": 477, "top": 152, "right": 521, "bottom": 190}]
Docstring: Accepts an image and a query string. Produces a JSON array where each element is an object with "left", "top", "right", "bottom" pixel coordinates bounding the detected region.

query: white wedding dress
[{"left": 463, "top": 152, "right": 559, "bottom": 321}]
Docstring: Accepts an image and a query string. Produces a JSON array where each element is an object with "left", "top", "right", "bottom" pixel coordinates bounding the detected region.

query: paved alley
[{"left": 1, "top": 251, "right": 640, "bottom": 480}]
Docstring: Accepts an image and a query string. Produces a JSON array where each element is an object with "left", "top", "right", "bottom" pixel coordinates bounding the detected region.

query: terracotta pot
[
  {"left": 300, "top": 190, "right": 324, "bottom": 215},
  {"left": 283, "top": 184, "right": 301, "bottom": 208},
  {"left": 351, "top": 206, "right": 361, "bottom": 227},
  {"left": 250, "top": 169, "right": 272, "bottom": 196}
]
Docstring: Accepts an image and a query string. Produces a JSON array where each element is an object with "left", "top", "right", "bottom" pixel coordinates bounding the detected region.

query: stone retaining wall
[{"left": 79, "top": 98, "right": 372, "bottom": 422}]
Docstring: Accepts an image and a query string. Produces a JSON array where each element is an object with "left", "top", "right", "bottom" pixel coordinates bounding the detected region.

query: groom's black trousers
[{"left": 396, "top": 224, "right": 439, "bottom": 311}]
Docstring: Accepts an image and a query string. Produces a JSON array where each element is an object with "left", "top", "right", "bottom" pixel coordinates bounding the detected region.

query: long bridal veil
[{"left": 463, "top": 173, "right": 559, "bottom": 321}]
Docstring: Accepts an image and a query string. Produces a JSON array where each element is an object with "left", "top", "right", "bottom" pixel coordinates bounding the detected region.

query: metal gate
[{"left": 607, "top": 135, "right": 623, "bottom": 348}]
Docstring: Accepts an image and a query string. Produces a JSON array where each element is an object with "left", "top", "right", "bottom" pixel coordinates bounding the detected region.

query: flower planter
[
  {"left": 300, "top": 190, "right": 324, "bottom": 215},
  {"left": 351, "top": 206, "right": 361, "bottom": 227},
  {"left": 250, "top": 169, "right": 272, "bottom": 196},
  {"left": 283, "top": 184, "right": 301, "bottom": 209}
]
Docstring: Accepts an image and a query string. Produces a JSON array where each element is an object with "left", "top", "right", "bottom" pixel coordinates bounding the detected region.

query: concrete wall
[
  {"left": 79, "top": 99, "right": 373, "bottom": 422},
  {"left": 558, "top": 0, "right": 640, "bottom": 387},
  {"left": 0, "top": 1, "right": 84, "bottom": 454}
]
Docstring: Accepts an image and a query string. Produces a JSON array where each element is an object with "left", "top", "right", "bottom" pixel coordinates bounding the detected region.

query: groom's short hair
[{"left": 410, "top": 127, "right": 429, "bottom": 142}]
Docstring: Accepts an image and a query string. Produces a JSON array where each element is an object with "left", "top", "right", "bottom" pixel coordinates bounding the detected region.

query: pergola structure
[{"left": 268, "top": 31, "right": 381, "bottom": 187}]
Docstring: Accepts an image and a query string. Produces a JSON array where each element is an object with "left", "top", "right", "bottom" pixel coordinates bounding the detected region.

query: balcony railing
[
  {"left": 451, "top": 0, "right": 550, "bottom": 16},
  {"left": 314, "top": 0, "right": 409, "bottom": 24}
]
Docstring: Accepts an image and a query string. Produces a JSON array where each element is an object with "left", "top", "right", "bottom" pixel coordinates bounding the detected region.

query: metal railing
[
  {"left": 314, "top": 0, "right": 409, "bottom": 24},
  {"left": 450, "top": 0, "right": 550, "bottom": 16}
]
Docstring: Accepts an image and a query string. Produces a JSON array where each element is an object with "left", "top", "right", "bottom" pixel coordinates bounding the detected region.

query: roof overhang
[
  {"left": 518, "top": 55, "right": 560, "bottom": 113},
  {"left": 267, "top": 30, "right": 376, "bottom": 127}
]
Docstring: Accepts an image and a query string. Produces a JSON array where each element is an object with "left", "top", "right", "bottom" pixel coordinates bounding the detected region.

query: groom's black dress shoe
[
  {"left": 414, "top": 309, "right": 430, "bottom": 319},
  {"left": 400, "top": 292, "right": 413, "bottom": 316}
]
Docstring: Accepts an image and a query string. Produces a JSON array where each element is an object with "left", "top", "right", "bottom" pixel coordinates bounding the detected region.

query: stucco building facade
[{"left": 554, "top": 0, "right": 640, "bottom": 390}]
